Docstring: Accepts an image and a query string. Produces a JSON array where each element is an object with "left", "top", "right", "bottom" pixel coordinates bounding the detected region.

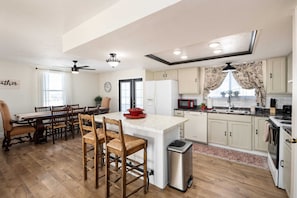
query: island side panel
[{"left": 123, "top": 125, "right": 180, "bottom": 189}]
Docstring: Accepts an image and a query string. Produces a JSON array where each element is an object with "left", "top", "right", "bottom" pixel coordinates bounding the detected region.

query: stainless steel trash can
[{"left": 168, "top": 140, "right": 193, "bottom": 191}]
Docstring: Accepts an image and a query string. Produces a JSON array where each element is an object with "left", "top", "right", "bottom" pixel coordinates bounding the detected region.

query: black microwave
[{"left": 178, "top": 99, "right": 195, "bottom": 109}]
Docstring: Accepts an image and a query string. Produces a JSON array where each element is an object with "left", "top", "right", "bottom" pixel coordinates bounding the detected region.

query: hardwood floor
[{"left": 0, "top": 136, "right": 287, "bottom": 198}]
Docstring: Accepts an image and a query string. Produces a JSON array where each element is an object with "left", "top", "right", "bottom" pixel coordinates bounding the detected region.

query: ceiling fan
[{"left": 71, "top": 60, "right": 95, "bottom": 74}]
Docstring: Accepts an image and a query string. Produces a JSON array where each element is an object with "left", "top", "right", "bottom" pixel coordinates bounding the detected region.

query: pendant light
[
  {"left": 106, "top": 53, "right": 120, "bottom": 68},
  {"left": 222, "top": 62, "right": 236, "bottom": 72}
]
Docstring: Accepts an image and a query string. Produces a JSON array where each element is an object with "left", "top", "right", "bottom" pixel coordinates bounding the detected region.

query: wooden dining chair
[
  {"left": 47, "top": 107, "right": 69, "bottom": 144},
  {"left": 68, "top": 107, "right": 85, "bottom": 137},
  {"left": 0, "top": 100, "right": 36, "bottom": 151},
  {"left": 102, "top": 116, "right": 148, "bottom": 197},
  {"left": 67, "top": 104, "right": 79, "bottom": 108},
  {"left": 51, "top": 105, "right": 67, "bottom": 110},
  {"left": 34, "top": 106, "right": 52, "bottom": 135},
  {"left": 87, "top": 105, "right": 99, "bottom": 115},
  {"left": 99, "top": 97, "right": 111, "bottom": 114},
  {"left": 35, "top": 106, "right": 51, "bottom": 112}
]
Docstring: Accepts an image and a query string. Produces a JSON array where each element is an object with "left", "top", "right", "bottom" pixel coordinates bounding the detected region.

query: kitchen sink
[{"left": 209, "top": 109, "right": 250, "bottom": 115}]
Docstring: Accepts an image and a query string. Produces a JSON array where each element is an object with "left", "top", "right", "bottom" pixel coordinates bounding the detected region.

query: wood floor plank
[{"left": 0, "top": 136, "right": 287, "bottom": 198}]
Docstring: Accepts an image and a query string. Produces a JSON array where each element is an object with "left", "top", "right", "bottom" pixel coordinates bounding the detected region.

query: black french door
[{"left": 119, "top": 78, "right": 143, "bottom": 112}]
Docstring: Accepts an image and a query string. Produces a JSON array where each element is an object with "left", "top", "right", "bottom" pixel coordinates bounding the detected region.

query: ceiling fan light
[
  {"left": 222, "top": 62, "right": 236, "bottom": 72},
  {"left": 71, "top": 67, "right": 79, "bottom": 74},
  {"left": 106, "top": 53, "right": 120, "bottom": 68}
]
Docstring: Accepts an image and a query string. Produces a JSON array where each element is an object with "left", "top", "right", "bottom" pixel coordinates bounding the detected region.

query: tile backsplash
[{"left": 266, "top": 94, "right": 292, "bottom": 109}]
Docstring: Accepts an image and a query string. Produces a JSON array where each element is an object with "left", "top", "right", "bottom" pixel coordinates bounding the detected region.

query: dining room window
[{"left": 40, "top": 71, "right": 68, "bottom": 106}]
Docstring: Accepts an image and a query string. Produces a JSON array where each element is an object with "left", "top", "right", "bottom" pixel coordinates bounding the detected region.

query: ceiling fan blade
[
  {"left": 81, "top": 68, "right": 95, "bottom": 70},
  {"left": 77, "top": 65, "right": 90, "bottom": 69}
]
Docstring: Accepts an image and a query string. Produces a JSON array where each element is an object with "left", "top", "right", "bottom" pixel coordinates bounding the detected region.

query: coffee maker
[{"left": 282, "top": 105, "right": 292, "bottom": 118}]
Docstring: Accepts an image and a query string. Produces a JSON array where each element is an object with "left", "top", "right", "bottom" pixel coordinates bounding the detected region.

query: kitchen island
[{"left": 94, "top": 112, "right": 188, "bottom": 189}]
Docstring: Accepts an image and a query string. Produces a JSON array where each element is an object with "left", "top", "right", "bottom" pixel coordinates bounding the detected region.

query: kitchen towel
[{"left": 264, "top": 121, "right": 272, "bottom": 143}]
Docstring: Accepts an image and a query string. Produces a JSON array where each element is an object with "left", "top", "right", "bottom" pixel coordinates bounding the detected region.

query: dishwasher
[{"left": 184, "top": 111, "right": 207, "bottom": 143}]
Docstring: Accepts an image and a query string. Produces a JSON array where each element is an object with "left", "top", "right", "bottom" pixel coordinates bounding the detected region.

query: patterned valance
[
  {"left": 203, "top": 61, "right": 266, "bottom": 106},
  {"left": 232, "top": 61, "right": 266, "bottom": 106}
]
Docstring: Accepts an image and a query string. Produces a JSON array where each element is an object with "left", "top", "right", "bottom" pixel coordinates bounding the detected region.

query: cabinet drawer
[{"left": 208, "top": 113, "right": 251, "bottom": 123}]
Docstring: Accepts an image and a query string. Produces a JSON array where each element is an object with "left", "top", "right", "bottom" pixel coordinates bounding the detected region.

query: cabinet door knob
[
  {"left": 224, "top": 131, "right": 227, "bottom": 136},
  {"left": 256, "top": 129, "right": 258, "bottom": 134},
  {"left": 270, "top": 73, "right": 272, "bottom": 78},
  {"left": 230, "top": 132, "right": 232, "bottom": 136}
]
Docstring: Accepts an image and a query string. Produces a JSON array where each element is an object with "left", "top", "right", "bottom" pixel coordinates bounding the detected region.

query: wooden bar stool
[
  {"left": 102, "top": 116, "right": 148, "bottom": 198},
  {"left": 78, "top": 113, "right": 105, "bottom": 188}
]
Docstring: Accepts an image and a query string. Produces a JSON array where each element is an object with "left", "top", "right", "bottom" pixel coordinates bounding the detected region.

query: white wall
[
  {"left": 98, "top": 68, "right": 146, "bottom": 112},
  {"left": 0, "top": 61, "right": 37, "bottom": 115},
  {"left": 71, "top": 72, "right": 100, "bottom": 106}
]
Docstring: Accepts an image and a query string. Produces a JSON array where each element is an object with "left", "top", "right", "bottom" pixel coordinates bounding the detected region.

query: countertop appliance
[
  {"left": 178, "top": 99, "right": 196, "bottom": 109},
  {"left": 184, "top": 111, "right": 208, "bottom": 143},
  {"left": 282, "top": 105, "right": 292, "bottom": 117},
  {"left": 267, "top": 116, "right": 292, "bottom": 189},
  {"left": 144, "top": 80, "right": 178, "bottom": 116}
]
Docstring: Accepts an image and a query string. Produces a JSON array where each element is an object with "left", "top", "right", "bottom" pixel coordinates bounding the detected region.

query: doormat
[{"left": 193, "top": 143, "right": 269, "bottom": 170}]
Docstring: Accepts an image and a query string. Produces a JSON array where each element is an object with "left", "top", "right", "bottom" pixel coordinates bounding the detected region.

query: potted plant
[
  {"left": 233, "top": 91, "right": 239, "bottom": 97},
  {"left": 94, "top": 96, "right": 102, "bottom": 106}
]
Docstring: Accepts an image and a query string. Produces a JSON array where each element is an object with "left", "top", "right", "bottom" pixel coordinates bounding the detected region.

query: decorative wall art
[{"left": 0, "top": 79, "right": 20, "bottom": 89}]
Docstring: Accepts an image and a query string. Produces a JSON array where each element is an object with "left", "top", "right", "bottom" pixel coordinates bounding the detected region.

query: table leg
[{"left": 33, "top": 119, "right": 47, "bottom": 144}]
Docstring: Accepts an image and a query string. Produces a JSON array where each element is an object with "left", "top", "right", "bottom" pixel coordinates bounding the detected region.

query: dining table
[{"left": 16, "top": 111, "right": 54, "bottom": 144}]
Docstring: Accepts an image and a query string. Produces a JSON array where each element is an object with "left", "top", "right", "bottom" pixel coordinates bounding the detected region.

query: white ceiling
[{"left": 0, "top": 0, "right": 296, "bottom": 73}]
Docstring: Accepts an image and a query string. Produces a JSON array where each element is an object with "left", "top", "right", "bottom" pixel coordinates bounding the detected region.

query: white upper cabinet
[
  {"left": 154, "top": 70, "right": 178, "bottom": 80},
  {"left": 178, "top": 67, "right": 200, "bottom": 94},
  {"left": 266, "top": 57, "right": 287, "bottom": 94}
]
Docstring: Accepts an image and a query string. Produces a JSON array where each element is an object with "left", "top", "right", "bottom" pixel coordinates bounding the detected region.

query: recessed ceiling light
[
  {"left": 181, "top": 55, "right": 188, "bottom": 60},
  {"left": 173, "top": 49, "right": 181, "bottom": 55},
  {"left": 213, "top": 49, "right": 223, "bottom": 54},
  {"left": 209, "top": 42, "right": 220, "bottom": 48}
]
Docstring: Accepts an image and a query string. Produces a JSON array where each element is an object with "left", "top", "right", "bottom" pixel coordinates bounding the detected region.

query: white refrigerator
[{"left": 144, "top": 80, "right": 178, "bottom": 116}]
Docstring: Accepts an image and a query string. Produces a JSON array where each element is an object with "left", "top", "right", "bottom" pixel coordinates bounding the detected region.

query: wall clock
[{"left": 104, "top": 81, "right": 112, "bottom": 92}]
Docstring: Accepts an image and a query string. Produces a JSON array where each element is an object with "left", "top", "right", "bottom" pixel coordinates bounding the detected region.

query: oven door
[{"left": 267, "top": 120, "right": 280, "bottom": 169}]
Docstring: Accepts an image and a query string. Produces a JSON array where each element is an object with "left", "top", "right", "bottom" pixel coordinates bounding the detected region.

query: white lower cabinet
[
  {"left": 228, "top": 121, "right": 252, "bottom": 150},
  {"left": 208, "top": 114, "right": 252, "bottom": 150},
  {"left": 253, "top": 117, "right": 268, "bottom": 152},
  {"left": 208, "top": 119, "right": 227, "bottom": 145}
]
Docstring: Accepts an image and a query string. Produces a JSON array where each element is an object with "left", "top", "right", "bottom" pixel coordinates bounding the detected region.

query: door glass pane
[
  {"left": 120, "top": 81, "right": 131, "bottom": 112},
  {"left": 135, "top": 81, "right": 143, "bottom": 108}
]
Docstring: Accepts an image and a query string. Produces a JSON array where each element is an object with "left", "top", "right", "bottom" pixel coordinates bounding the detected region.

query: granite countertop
[{"left": 175, "top": 107, "right": 272, "bottom": 117}]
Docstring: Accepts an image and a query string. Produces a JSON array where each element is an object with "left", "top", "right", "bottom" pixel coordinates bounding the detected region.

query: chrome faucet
[{"left": 227, "top": 95, "right": 232, "bottom": 111}]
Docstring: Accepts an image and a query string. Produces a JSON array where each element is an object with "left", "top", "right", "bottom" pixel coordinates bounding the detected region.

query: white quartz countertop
[{"left": 94, "top": 112, "right": 188, "bottom": 134}]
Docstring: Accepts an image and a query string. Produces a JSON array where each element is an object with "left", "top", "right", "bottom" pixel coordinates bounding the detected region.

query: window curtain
[
  {"left": 232, "top": 61, "right": 266, "bottom": 106},
  {"left": 203, "top": 66, "right": 228, "bottom": 99}
]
